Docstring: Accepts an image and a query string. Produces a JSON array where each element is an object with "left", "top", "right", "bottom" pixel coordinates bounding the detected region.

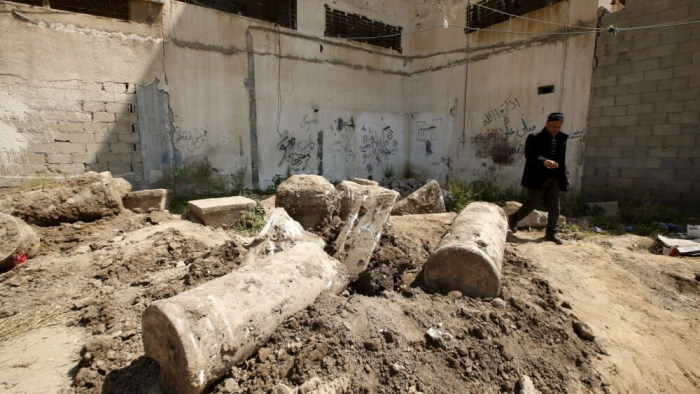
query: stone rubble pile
[{"left": 0, "top": 173, "right": 519, "bottom": 394}]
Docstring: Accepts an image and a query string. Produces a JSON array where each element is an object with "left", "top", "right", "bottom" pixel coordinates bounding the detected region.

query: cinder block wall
[
  {"left": 0, "top": 76, "right": 142, "bottom": 184},
  {"left": 583, "top": 0, "right": 700, "bottom": 213}
]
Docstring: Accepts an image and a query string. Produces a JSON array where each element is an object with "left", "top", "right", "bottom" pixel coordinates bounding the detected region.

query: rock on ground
[
  {"left": 0, "top": 213, "right": 40, "bottom": 270},
  {"left": 0, "top": 171, "right": 130, "bottom": 225}
]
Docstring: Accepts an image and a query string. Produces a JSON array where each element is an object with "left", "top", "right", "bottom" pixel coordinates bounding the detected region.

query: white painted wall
[
  {"left": 0, "top": 0, "right": 600, "bottom": 194},
  {"left": 405, "top": 0, "right": 598, "bottom": 191}
]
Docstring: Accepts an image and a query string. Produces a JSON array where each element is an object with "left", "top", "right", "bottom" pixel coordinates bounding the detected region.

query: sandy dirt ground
[
  {"left": 511, "top": 231, "right": 699, "bottom": 393},
  {"left": 0, "top": 207, "right": 698, "bottom": 394}
]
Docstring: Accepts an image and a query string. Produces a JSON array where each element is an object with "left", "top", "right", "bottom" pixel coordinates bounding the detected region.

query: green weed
[{"left": 234, "top": 200, "right": 266, "bottom": 236}]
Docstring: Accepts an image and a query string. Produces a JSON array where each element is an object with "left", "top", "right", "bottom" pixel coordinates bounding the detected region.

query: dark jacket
[{"left": 520, "top": 128, "right": 569, "bottom": 191}]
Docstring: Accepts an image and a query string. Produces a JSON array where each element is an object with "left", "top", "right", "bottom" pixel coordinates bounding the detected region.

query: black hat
[{"left": 547, "top": 112, "right": 564, "bottom": 122}]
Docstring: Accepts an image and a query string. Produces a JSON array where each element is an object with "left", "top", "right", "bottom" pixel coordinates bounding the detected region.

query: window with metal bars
[
  {"left": 12, "top": 0, "right": 130, "bottom": 20},
  {"left": 178, "top": 0, "right": 297, "bottom": 29},
  {"left": 466, "top": 0, "right": 565, "bottom": 32},
  {"left": 324, "top": 5, "right": 402, "bottom": 53}
]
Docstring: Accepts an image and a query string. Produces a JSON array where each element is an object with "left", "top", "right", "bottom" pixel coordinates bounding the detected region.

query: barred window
[
  {"left": 12, "top": 0, "right": 130, "bottom": 20},
  {"left": 178, "top": 0, "right": 297, "bottom": 29},
  {"left": 466, "top": 0, "right": 565, "bottom": 32},
  {"left": 324, "top": 5, "right": 402, "bottom": 53}
]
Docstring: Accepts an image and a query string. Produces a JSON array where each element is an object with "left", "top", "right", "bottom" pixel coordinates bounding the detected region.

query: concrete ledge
[{"left": 187, "top": 196, "right": 256, "bottom": 228}]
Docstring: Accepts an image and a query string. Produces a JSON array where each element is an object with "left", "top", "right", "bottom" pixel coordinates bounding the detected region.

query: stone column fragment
[
  {"left": 142, "top": 242, "right": 348, "bottom": 394},
  {"left": 0, "top": 213, "right": 40, "bottom": 270},
  {"left": 275, "top": 174, "right": 336, "bottom": 232},
  {"left": 0, "top": 171, "right": 130, "bottom": 225},
  {"left": 423, "top": 202, "right": 507, "bottom": 298},
  {"left": 391, "top": 179, "right": 446, "bottom": 215}
]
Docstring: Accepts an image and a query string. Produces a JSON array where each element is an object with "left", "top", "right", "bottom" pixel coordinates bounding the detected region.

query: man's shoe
[
  {"left": 545, "top": 233, "right": 563, "bottom": 245},
  {"left": 507, "top": 215, "right": 518, "bottom": 233}
]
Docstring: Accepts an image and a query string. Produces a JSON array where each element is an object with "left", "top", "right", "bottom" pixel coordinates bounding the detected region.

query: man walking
[{"left": 508, "top": 112, "right": 569, "bottom": 245}]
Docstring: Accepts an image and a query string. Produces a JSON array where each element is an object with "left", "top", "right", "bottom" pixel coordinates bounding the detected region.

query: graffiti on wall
[
  {"left": 174, "top": 128, "right": 207, "bottom": 155},
  {"left": 416, "top": 118, "right": 443, "bottom": 156},
  {"left": 360, "top": 124, "right": 399, "bottom": 174},
  {"left": 473, "top": 96, "right": 536, "bottom": 165},
  {"left": 331, "top": 117, "right": 357, "bottom": 163},
  {"left": 482, "top": 97, "right": 521, "bottom": 126},
  {"left": 277, "top": 114, "right": 318, "bottom": 172},
  {"left": 570, "top": 130, "right": 585, "bottom": 141}
]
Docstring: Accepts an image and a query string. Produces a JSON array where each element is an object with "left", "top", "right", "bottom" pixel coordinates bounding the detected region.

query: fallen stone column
[
  {"left": 275, "top": 174, "right": 336, "bottom": 232},
  {"left": 0, "top": 213, "right": 40, "bottom": 270},
  {"left": 142, "top": 242, "right": 348, "bottom": 394},
  {"left": 333, "top": 181, "right": 399, "bottom": 279},
  {"left": 423, "top": 201, "right": 507, "bottom": 298},
  {"left": 0, "top": 171, "right": 131, "bottom": 225}
]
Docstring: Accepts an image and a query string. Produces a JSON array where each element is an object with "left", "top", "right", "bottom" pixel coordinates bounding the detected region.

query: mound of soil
[{"left": 1, "top": 207, "right": 697, "bottom": 394}]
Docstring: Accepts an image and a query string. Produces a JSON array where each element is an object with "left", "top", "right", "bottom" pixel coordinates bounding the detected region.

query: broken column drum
[
  {"left": 423, "top": 201, "right": 507, "bottom": 298},
  {"left": 142, "top": 242, "right": 348, "bottom": 394},
  {"left": 0, "top": 213, "right": 40, "bottom": 270}
]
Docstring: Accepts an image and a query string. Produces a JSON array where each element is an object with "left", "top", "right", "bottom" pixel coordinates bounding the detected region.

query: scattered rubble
[{"left": 0, "top": 173, "right": 652, "bottom": 394}]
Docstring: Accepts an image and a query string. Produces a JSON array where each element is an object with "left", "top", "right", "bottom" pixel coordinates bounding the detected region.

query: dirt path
[{"left": 509, "top": 230, "right": 700, "bottom": 393}]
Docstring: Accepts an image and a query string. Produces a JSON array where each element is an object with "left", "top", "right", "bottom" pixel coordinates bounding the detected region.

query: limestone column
[
  {"left": 422, "top": 202, "right": 507, "bottom": 298},
  {"left": 142, "top": 242, "right": 347, "bottom": 394}
]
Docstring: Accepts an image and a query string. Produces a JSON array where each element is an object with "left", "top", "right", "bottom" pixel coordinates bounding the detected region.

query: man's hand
[{"left": 544, "top": 159, "right": 559, "bottom": 169}]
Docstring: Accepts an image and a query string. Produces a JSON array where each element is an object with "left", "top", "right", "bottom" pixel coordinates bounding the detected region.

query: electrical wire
[
  {"left": 471, "top": 1, "right": 600, "bottom": 31},
  {"left": 455, "top": 23, "right": 598, "bottom": 36},
  {"left": 180, "top": 0, "right": 700, "bottom": 40}
]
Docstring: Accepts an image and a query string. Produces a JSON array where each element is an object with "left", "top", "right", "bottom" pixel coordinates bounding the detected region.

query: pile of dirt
[{"left": 0, "top": 206, "right": 610, "bottom": 393}]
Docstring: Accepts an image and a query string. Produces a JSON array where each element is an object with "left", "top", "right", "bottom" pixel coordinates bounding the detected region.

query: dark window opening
[
  {"left": 11, "top": 0, "right": 129, "bottom": 20},
  {"left": 324, "top": 5, "right": 402, "bottom": 53},
  {"left": 466, "top": 0, "right": 566, "bottom": 32},
  {"left": 12, "top": 0, "right": 43, "bottom": 6},
  {"left": 178, "top": 0, "right": 297, "bottom": 29},
  {"left": 50, "top": 0, "right": 129, "bottom": 20},
  {"left": 538, "top": 85, "right": 555, "bottom": 95}
]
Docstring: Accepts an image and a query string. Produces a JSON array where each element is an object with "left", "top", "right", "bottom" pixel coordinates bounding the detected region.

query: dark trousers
[{"left": 511, "top": 177, "right": 560, "bottom": 235}]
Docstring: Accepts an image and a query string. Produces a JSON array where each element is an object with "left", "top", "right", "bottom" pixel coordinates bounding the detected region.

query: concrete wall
[
  {"left": 0, "top": 1, "right": 164, "bottom": 187},
  {"left": 582, "top": 0, "right": 700, "bottom": 213},
  {"left": 1, "top": 0, "right": 600, "bottom": 195},
  {"left": 406, "top": 0, "right": 597, "bottom": 192}
]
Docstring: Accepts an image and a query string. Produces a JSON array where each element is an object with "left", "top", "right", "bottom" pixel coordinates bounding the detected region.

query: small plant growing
[
  {"left": 445, "top": 181, "right": 479, "bottom": 213},
  {"left": 383, "top": 164, "right": 395, "bottom": 180},
  {"left": 235, "top": 206, "right": 266, "bottom": 236},
  {"left": 173, "top": 158, "right": 226, "bottom": 196}
]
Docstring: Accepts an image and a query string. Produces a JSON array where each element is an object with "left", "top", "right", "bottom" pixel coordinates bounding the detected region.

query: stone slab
[
  {"left": 187, "top": 196, "right": 256, "bottom": 228},
  {"left": 123, "top": 189, "right": 173, "bottom": 212}
]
